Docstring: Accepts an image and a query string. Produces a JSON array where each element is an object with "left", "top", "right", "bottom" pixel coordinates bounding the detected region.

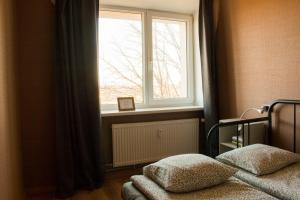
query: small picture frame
[{"left": 117, "top": 97, "right": 135, "bottom": 111}]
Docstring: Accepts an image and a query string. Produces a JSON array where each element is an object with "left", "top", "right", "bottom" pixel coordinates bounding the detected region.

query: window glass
[
  {"left": 152, "top": 18, "right": 187, "bottom": 99},
  {"left": 99, "top": 11, "right": 143, "bottom": 104}
]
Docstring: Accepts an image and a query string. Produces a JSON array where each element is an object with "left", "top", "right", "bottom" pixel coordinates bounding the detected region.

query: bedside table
[{"left": 219, "top": 119, "right": 266, "bottom": 154}]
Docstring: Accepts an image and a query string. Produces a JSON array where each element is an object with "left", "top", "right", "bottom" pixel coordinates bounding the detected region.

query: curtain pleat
[
  {"left": 199, "top": 0, "right": 219, "bottom": 157},
  {"left": 55, "top": 0, "right": 103, "bottom": 198}
]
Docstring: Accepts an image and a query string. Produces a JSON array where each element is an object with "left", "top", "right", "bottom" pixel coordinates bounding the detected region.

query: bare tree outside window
[
  {"left": 152, "top": 18, "right": 187, "bottom": 99},
  {"left": 99, "top": 10, "right": 189, "bottom": 106},
  {"left": 99, "top": 11, "right": 143, "bottom": 105}
]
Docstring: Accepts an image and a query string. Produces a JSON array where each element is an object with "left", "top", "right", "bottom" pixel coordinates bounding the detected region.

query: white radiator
[{"left": 112, "top": 118, "right": 199, "bottom": 167}]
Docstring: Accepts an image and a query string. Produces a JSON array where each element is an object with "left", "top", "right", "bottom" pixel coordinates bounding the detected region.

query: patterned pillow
[
  {"left": 216, "top": 144, "right": 300, "bottom": 176},
  {"left": 143, "top": 154, "right": 237, "bottom": 193}
]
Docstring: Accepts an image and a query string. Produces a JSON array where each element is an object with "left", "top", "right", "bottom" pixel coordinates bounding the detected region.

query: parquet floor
[{"left": 27, "top": 168, "right": 142, "bottom": 200}]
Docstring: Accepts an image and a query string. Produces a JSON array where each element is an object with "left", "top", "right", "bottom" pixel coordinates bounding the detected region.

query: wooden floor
[{"left": 27, "top": 168, "right": 142, "bottom": 200}]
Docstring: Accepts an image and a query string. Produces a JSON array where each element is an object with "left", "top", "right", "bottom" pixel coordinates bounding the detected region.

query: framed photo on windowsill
[{"left": 117, "top": 97, "right": 135, "bottom": 111}]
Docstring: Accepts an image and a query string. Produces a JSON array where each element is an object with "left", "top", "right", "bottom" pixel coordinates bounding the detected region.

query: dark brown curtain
[
  {"left": 55, "top": 0, "right": 103, "bottom": 198},
  {"left": 199, "top": 0, "right": 219, "bottom": 157}
]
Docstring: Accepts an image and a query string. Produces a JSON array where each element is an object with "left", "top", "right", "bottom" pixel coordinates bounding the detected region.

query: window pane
[
  {"left": 99, "top": 11, "right": 143, "bottom": 105},
  {"left": 152, "top": 18, "right": 188, "bottom": 99}
]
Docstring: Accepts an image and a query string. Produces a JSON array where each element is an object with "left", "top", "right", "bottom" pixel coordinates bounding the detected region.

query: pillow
[
  {"left": 143, "top": 154, "right": 237, "bottom": 193},
  {"left": 216, "top": 144, "right": 300, "bottom": 176}
]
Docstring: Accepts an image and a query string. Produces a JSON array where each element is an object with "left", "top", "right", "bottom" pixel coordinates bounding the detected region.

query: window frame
[{"left": 99, "top": 5, "right": 194, "bottom": 111}]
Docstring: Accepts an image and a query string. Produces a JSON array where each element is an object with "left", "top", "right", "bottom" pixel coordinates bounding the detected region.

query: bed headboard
[
  {"left": 207, "top": 99, "right": 300, "bottom": 157},
  {"left": 266, "top": 99, "right": 300, "bottom": 152}
]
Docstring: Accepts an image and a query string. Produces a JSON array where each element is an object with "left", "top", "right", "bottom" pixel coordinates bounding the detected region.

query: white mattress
[
  {"left": 131, "top": 175, "right": 277, "bottom": 200},
  {"left": 235, "top": 162, "right": 300, "bottom": 200}
]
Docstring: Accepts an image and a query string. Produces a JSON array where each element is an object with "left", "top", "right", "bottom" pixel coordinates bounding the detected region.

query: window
[{"left": 99, "top": 7, "right": 194, "bottom": 110}]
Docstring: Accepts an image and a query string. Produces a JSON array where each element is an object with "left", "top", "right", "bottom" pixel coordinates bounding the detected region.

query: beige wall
[
  {"left": 0, "top": 0, "right": 24, "bottom": 199},
  {"left": 17, "top": 0, "right": 56, "bottom": 192},
  {"left": 216, "top": 0, "right": 300, "bottom": 151}
]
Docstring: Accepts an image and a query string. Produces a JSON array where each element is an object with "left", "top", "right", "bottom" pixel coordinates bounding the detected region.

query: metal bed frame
[{"left": 207, "top": 99, "right": 300, "bottom": 157}]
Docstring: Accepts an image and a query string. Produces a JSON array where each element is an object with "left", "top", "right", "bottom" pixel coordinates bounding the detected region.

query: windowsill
[{"left": 101, "top": 105, "right": 203, "bottom": 117}]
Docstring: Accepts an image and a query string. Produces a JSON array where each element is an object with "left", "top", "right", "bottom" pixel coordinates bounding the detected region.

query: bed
[
  {"left": 122, "top": 182, "right": 147, "bottom": 200},
  {"left": 209, "top": 99, "right": 300, "bottom": 200},
  {"left": 122, "top": 162, "right": 278, "bottom": 200},
  {"left": 122, "top": 161, "right": 300, "bottom": 200},
  {"left": 128, "top": 176, "right": 277, "bottom": 200},
  {"left": 213, "top": 143, "right": 300, "bottom": 200},
  {"left": 235, "top": 162, "right": 300, "bottom": 200},
  {"left": 121, "top": 99, "right": 300, "bottom": 200},
  {"left": 121, "top": 152, "right": 280, "bottom": 200}
]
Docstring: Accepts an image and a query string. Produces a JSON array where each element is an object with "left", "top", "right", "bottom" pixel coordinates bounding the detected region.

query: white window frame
[{"left": 99, "top": 6, "right": 194, "bottom": 111}]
